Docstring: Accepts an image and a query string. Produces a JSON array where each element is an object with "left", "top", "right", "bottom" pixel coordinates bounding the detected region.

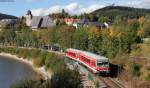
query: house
[
  {"left": 25, "top": 10, "right": 56, "bottom": 30},
  {"left": 72, "top": 19, "right": 89, "bottom": 29},
  {"left": 75, "top": 19, "right": 108, "bottom": 29},
  {"left": 0, "top": 18, "right": 18, "bottom": 29},
  {"left": 30, "top": 16, "right": 56, "bottom": 30},
  {"left": 64, "top": 18, "right": 80, "bottom": 26},
  {"left": 104, "top": 22, "right": 112, "bottom": 29}
]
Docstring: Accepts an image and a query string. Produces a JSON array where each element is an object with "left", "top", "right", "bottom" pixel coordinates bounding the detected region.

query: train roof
[{"left": 67, "top": 48, "right": 108, "bottom": 62}]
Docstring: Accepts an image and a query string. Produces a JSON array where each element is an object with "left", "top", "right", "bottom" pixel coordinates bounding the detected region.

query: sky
[{"left": 0, "top": 0, "right": 150, "bottom": 17}]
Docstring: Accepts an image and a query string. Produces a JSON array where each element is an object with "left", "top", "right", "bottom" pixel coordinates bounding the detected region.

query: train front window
[{"left": 97, "top": 62, "right": 109, "bottom": 67}]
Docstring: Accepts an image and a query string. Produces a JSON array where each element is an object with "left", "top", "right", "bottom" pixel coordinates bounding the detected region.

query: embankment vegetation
[{"left": 0, "top": 47, "right": 81, "bottom": 88}]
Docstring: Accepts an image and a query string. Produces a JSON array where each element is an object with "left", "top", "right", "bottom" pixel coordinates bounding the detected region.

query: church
[{"left": 25, "top": 10, "right": 56, "bottom": 30}]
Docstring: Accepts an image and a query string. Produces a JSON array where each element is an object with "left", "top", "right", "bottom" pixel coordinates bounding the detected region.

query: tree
[
  {"left": 57, "top": 26, "right": 76, "bottom": 49},
  {"left": 98, "top": 16, "right": 110, "bottom": 23},
  {"left": 87, "top": 26, "right": 101, "bottom": 53},
  {"left": 73, "top": 27, "right": 88, "bottom": 50},
  {"left": 1, "top": 29, "right": 16, "bottom": 46},
  {"left": 51, "top": 68, "right": 81, "bottom": 88}
]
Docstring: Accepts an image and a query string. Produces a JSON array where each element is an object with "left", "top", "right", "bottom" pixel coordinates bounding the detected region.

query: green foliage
[
  {"left": 11, "top": 79, "right": 36, "bottom": 88},
  {"left": 98, "top": 16, "right": 110, "bottom": 23},
  {"left": 91, "top": 6, "right": 150, "bottom": 21},
  {"left": 145, "top": 75, "right": 150, "bottom": 81},
  {"left": 51, "top": 69, "right": 81, "bottom": 88},
  {"left": 130, "top": 63, "right": 141, "bottom": 76},
  {"left": 0, "top": 13, "right": 17, "bottom": 20},
  {"left": 73, "top": 27, "right": 88, "bottom": 50},
  {"left": 11, "top": 68, "right": 81, "bottom": 88}
]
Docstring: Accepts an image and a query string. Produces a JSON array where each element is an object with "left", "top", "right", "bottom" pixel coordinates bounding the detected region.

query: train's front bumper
[{"left": 96, "top": 67, "right": 110, "bottom": 73}]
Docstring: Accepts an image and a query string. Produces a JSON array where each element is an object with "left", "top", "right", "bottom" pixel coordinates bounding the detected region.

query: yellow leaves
[
  {"left": 109, "top": 28, "right": 114, "bottom": 37},
  {"left": 88, "top": 26, "right": 101, "bottom": 38},
  {"left": 139, "top": 16, "right": 145, "bottom": 25},
  {"left": 31, "top": 29, "right": 51, "bottom": 44},
  {"left": 127, "top": 19, "right": 133, "bottom": 24},
  {"left": 109, "top": 28, "right": 121, "bottom": 38},
  {"left": 137, "top": 28, "right": 145, "bottom": 37}
]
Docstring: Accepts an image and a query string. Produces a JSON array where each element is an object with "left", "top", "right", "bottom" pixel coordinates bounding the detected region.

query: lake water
[{"left": 0, "top": 55, "right": 36, "bottom": 88}]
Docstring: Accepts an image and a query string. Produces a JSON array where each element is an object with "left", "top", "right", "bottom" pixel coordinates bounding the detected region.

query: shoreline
[{"left": 0, "top": 53, "right": 51, "bottom": 80}]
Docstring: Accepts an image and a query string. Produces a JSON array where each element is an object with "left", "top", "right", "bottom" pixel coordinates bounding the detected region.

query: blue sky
[{"left": 0, "top": 0, "right": 150, "bottom": 16}]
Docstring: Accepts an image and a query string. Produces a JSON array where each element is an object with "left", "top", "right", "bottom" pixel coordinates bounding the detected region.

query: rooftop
[
  {"left": 30, "top": 16, "right": 56, "bottom": 29},
  {"left": 67, "top": 48, "right": 108, "bottom": 62}
]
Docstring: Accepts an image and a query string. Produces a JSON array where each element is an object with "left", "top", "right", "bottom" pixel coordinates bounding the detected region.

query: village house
[
  {"left": 25, "top": 10, "right": 56, "bottom": 30},
  {"left": 75, "top": 19, "right": 110, "bottom": 29},
  {"left": 64, "top": 18, "right": 80, "bottom": 25},
  {"left": 0, "top": 18, "right": 18, "bottom": 30},
  {"left": 63, "top": 18, "right": 111, "bottom": 29}
]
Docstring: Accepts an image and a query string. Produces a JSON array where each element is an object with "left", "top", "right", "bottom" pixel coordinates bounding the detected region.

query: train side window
[
  {"left": 91, "top": 61, "right": 95, "bottom": 66},
  {"left": 97, "top": 62, "right": 109, "bottom": 67}
]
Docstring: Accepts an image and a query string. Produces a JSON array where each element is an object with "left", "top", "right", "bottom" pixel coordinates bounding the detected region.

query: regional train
[{"left": 65, "top": 48, "right": 110, "bottom": 74}]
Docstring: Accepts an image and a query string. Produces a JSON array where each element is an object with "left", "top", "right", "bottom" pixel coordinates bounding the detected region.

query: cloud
[
  {"left": 30, "top": 0, "right": 150, "bottom": 16},
  {"left": 126, "top": 0, "right": 150, "bottom": 8},
  {"left": 31, "top": 2, "right": 104, "bottom": 16}
]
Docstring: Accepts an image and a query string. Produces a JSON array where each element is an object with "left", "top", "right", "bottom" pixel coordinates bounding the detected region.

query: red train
[{"left": 66, "top": 48, "right": 110, "bottom": 74}]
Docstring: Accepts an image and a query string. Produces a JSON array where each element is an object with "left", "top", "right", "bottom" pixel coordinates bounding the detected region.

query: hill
[
  {"left": 0, "top": 13, "right": 18, "bottom": 20},
  {"left": 91, "top": 6, "right": 150, "bottom": 19}
]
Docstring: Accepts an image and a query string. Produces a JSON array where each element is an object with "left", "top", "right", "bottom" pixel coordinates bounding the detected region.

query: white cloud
[
  {"left": 126, "top": 0, "right": 150, "bottom": 8},
  {"left": 31, "top": 2, "right": 104, "bottom": 16},
  {"left": 30, "top": 0, "right": 150, "bottom": 16}
]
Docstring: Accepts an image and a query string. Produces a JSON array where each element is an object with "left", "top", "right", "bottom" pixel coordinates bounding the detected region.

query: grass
[{"left": 130, "top": 43, "right": 150, "bottom": 59}]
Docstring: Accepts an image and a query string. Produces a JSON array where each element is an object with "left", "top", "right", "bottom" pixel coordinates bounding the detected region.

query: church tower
[{"left": 25, "top": 10, "right": 33, "bottom": 26}]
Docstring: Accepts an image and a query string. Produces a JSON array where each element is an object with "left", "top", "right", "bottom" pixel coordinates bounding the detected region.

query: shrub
[
  {"left": 33, "top": 58, "right": 44, "bottom": 67},
  {"left": 145, "top": 75, "right": 150, "bottom": 81},
  {"left": 130, "top": 63, "right": 141, "bottom": 76}
]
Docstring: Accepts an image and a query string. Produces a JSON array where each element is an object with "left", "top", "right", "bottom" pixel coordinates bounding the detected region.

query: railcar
[{"left": 66, "top": 48, "right": 110, "bottom": 74}]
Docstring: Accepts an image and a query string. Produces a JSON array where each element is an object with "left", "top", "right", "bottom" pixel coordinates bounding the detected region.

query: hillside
[
  {"left": 0, "top": 13, "right": 18, "bottom": 20},
  {"left": 91, "top": 6, "right": 150, "bottom": 19}
]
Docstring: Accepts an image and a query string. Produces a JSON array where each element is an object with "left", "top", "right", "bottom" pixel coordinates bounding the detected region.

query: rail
[{"left": 97, "top": 76, "right": 126, "bottom": 88}]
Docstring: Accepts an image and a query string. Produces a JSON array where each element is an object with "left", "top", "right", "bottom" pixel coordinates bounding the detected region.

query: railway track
[{"left": 98, "top": 76, "right": 126, "bottom": 88}]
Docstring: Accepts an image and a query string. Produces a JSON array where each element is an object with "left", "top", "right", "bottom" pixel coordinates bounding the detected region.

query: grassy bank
[
  {"left": 0, "top": 47, "right": 65, "bottom": 74},
  {"left": 0, "top": 47, "right": 81, "bottom": 88}
]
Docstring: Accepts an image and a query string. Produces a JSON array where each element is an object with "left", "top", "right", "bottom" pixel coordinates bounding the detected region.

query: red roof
[{"left": 64, "top": 18, "right": 80, "bottom": 23}]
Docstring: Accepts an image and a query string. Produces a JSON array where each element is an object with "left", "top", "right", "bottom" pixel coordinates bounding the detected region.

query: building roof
[
  {"left": 30, "top": 16, "right": 41, "bottom": 28},
  {"left": 67, "top": 48, "right": 108, "bottom": 62},
  {"left": 30, "top": 16, "right": 55, "bottom": 29},
  {"left": 77, "top": 19, "right": 105, "bottom": 28},
  {"left": 87, "top": 22, "right": 105, "bottom": 27},
  {"left": 78, "top": 19, "right": 89, "bottom": 24}
]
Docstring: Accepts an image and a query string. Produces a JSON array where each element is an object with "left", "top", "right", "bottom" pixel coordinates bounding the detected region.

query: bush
[
  {"left": 33, "top": 58, "right": 44, "bottom": 67},
  {"left": 130, "top": 63, "right": 141, "bottom": 76},
  {"left": 145, "top": 75, "right": 150, "bottom": 81}
]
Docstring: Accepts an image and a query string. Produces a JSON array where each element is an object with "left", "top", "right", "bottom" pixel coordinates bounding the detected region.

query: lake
[{"left": 0, "top": 55, "right": 36, "bottom": 88}]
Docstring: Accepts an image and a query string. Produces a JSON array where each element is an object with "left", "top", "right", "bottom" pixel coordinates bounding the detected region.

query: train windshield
[{"left": 97, "top": 62, "right": 109, "bottom": 67}]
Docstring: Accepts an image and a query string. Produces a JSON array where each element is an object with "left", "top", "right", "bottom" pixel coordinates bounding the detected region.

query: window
[{"left": 97, "top": 62, "right": 109, "bottom": 67}]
